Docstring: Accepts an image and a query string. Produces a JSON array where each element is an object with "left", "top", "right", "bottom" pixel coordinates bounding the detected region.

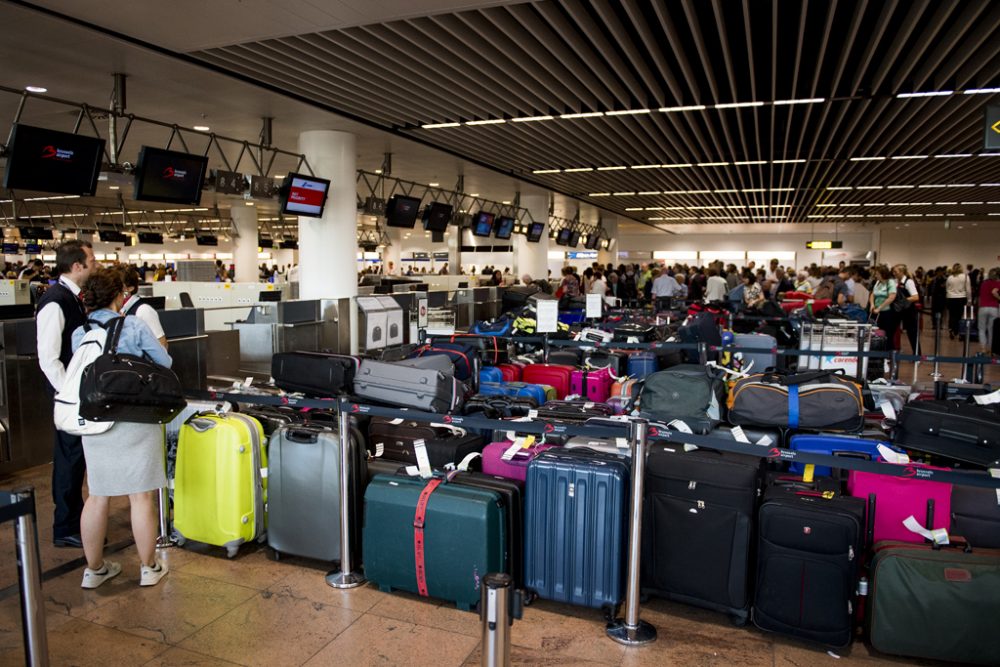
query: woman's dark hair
[
  {"left": 80, "top": 269, "right": 123, "bottom": 311},
  {"left": 110, "top": 265, "right": 141, "bottom": 293},
  {"left": 874, "top": 265, "right": 892, "bottom": 281},
  {"left": 743, "top": 271, "right": 757, "bottom": 284}
]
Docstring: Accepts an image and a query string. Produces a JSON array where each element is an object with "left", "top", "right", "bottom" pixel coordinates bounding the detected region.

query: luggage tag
[
  {"left": 667, "top": 420, "right": 698, "bottom": 451},
  {"left": 802, "top": 464, "right": 815, "bottom": 484},
  {"left": 879, "top": 400, "right": 897, "bottom": 421},
  {"left": 973, "top": 387, "right": 1000, "bottom": 406},
  {"left": 902, "top": 515, "right": 949, "bottom": 545},
  {"left": 405, "top": 439, "right": 434, "bottom": 479},
  {"left": 876, "top": 444, "right": 909, "bottom": 464},
  {"left": 991, "top": 469, "right": 1000, "bottom": 506},
  {"left": 505, "top": 415, "right": 536, "bottom": 442},
  {"left": 445, "top": 452, "right": 481, "bottom": 472},
  {"left": 501, "top": 435, "right": 535, "bottom": 461},
  {"left": 730, "top": 426, "right": 751, "bottom": 444}
]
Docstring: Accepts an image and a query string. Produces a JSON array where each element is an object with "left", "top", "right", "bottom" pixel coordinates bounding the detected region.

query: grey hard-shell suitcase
[
  {"left": 354, "top": 359, "right": 466, "bottom": 413},
  {"left": 266, "top": 424, "right": 367, "bottom": 562}
]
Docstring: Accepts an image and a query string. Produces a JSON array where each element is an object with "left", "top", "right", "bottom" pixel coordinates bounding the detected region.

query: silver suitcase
[{"left": 354, "top": 359, "right": 466, "bottom": 413}]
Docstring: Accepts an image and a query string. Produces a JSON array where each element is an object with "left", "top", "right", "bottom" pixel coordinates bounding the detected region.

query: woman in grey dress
[{"left": 72, "top": 269, "right": 173, "bottom": 589}]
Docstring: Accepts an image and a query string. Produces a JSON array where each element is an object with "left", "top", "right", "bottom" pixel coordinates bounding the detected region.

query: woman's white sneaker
[
  {"left": 81, "top": 561, "right": 122, "bottom": 589},
  {"left": 139, "top": 559, "right": 168, "bottom": 587}
]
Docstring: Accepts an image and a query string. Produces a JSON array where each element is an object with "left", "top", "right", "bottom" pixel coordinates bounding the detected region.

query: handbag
[
  {"left": 891, "top": 281, "right": 912, "bottom": 312},
  {"left": 79, "top": 316, "right": 187, "bottom": 424}
]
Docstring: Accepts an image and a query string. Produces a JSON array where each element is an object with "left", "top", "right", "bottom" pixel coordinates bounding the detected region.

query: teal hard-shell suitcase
[{"left": 362, "top": 474, "right": 507, "bottom": 610}]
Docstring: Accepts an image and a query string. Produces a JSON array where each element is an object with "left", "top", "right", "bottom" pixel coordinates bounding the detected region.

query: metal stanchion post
[
  {"left": 960, "top": 304, "right": 973, "bottom": 383},
  {"left": 889, "top": 350, "right": 900, "bottom": 382},
  {"left": 606, "top": 419, "right": 657, "bottom": 646},
  {"left": 542, "top": 333, "right": 550, "bottom": 363},
  {"left": 326, "top": 408, "right": 366, "bottom": 589},
  {"left": 480, "top": 572, "right": 522, "bottom": 667},
  {"left": 697, "top": 341, "right": 708, "bottom": 366},
  {"left": 155, "top": 486, "right": 174, "bottom": 549},
  {"left": 912, "top": 310, "right": 923, "bottom": 385},
  {"left": 12, "top": 488, "right": 48, "bottom": 666},
  {"left": 930, "top": 312, "right": 943, "bottom": 380}
]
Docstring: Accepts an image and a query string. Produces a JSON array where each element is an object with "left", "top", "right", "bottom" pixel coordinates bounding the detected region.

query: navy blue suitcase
[
  {"left": 524, "top": 448, "right": 629, "bottom": 616},
  {"left": 627, "top": 352, "right": 658, "bottom": 379}
]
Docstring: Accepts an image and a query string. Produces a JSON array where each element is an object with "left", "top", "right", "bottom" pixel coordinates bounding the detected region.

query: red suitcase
[
  {"left": 497, "top": 363, "right": 523, "bottom": 382},
  {"left": 521, "top": 364, "right": 574, "bottom": 399}
]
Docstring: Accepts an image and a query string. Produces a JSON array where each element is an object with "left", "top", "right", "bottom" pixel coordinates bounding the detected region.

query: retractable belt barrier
[{"left": 184, "top": 390, "right": 1000, "bottom": 490}]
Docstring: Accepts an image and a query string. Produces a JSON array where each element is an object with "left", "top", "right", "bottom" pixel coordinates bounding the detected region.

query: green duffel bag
[{"left": 868, "top": 540, "right": 1000, "bottom": 665}]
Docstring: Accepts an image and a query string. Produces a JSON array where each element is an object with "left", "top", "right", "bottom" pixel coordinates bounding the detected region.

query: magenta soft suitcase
[
  {"left": 481, "top": 441, "right": 556, "bottom": 483},
  {"left": 847, "top": 464, "right": 952, "bottom": 543},
  {"left": 570, "top": 367, "right": 614, "bottom": 402},
  {"left": 521, "top": 364, "right": 574, "bottom": 399}
]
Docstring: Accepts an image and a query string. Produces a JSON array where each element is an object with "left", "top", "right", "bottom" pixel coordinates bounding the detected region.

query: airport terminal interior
[{"left": 0, "top": 1, "right": 999, "bottom": 665}]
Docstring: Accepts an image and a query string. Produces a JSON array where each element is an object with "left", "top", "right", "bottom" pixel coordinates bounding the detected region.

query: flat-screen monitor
[
  {"left": 472, "top": 211, "right": 495, "bottom": 237},
  {"left": 18, "top": 226, "right": 54, "bottom": 240},
  {"left": 280, "top": 173, "right": 330, "bottom": 218},
  {"left": 422, "top": 201, "right": 453, "bottom": 232},
  {"left": 279, "top": 240, "right": 298, "bottom": 249},
  {"left": 133, "top": 146, "right": 209, "bottom": 205},
  {"left": 568, "top": 231, "right": 581, "bottom": 248},
  {"left": 25, "top": 243, "right": 42, "bottom": 254},
  {"left": 137, "top": 232, "right": 163, "bottom": 244},
  {"left": 585, "top": 233, "right": 601, "bottom": 250},
  {"left": 258, "top": 238, "right": 274, "bottom": 249},
  {"left": 195, "top": 235, "right": 218, "bottom": 246},
  {"left": 3, "top": 124, "right": 105, "bottom": 196},
  {"left": 555, "top": 228, "right": 571, "bottom": 246},
  {"left": 2, "top": 243, "right": 20, "bottom": 254},
  {"left": 494, "top": 216, "right": 515, "bottom": 240},
  {"left": 526, "top": 222, "right": 545, "bottom": 243},
  {"left": 385, "top": 195, "right": 422, "bottom": 228},
  {"left": 99, "top": 230, "right": 129, "bottom": 244}
]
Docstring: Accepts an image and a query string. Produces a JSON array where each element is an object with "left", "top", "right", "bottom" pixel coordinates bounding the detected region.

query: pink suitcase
[
  {"left": 482, "top": 440, "right": 556, "bottom": 482},
  {"left": 847, "top": 464, "right": 952, "bottom": 543},
  {"left": 521, "top": 364, "right": 574, "bottom": 399},
  {"left": 570, "top": 367, "right": 614, "bottom": 403}
]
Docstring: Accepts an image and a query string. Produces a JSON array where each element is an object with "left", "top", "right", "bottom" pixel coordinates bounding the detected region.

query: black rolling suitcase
[
  {"left": 367, "top": 417, "right": 485, "bottom": 469},
  {"left": 994, "top": 318, "right": 1000, "bottom": 355},
  {"left": 452, "top": 471, "right": 525, "bottom": 587},
  {"left": 641, "top": 443, "right": 765, "bottom": 622},
  {"left": 950, "top": 485, "right": 1000, "bottom": 548},
  {"left": 752, "top": 476, "right": 867, "bottom": 647},
  {"left": 893, "top": 399, "right": 1000, "bottom": 467},
  {"left": 271, "top": 351, "right": 358, "bottom": 397},
  {"left": 463, "top": 394, "right": 538, "bottom": 418},
  {"left": 536, "top": 400, "right": 613, "bottom": 423}
]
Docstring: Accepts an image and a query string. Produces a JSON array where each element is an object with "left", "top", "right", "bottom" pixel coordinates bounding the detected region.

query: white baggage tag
[
  {"left": 413, "top": 439, "right": 433, "bottom": 478},
  {"left": 584, "top": 402, "right": 595, "bottom": 409},
  {"left": 374, "top": 442, "right": 384, "bottom": 458},
  {"left": 973, "top": 387, "right": 1000, "bottom": 406},
  {"left": 879, "top": 400, "right": 897, "bottom": 421},
  {"left": 627, "top": 336, "right": 640, "bottom": 344},
  {"left": 668, "top": 420, "right": 693, "bottom": 434},
  {"left": 730, "top": 426, "right": 751, "bottom": 444},
  {"left": 244, "top": 376, "right": 254, "bottom": 388},
  {"left": 876, "top": 444, "right": 909, "bottom": 464},
  {"left": 754, "top": 435, "right": 773, "bottom": 447},
  {"left": 259, "top": 467, "right": 268, "bottom": 479},
  {"left": 615, "top": 437, "right": 630, "bottom": 450},
  {"left": 527, "top": 409, "right": 539, "bottom": 419},
  {"left": 502, "top": 439, "right": 525, "bottom": 461},
  {"left": 389, "top": 418, "right": 404, "bottom": 425},
  {"left": 902, "top": 515, "right": 949, "bottom": 545},
  {"left": 991, "top": 469, "right": 1000, "bottom": 506},
  {"left": 456, "top": 452, "right": 481, "bottom": 471}
]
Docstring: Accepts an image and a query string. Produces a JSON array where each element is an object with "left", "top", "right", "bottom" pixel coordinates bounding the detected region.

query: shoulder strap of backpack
[{"left": 102, "top": 316, "right": 126, "bottom": 354}]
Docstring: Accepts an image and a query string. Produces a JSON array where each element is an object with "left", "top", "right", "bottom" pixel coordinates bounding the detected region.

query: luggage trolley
[{"left": 798, "top": 320, "right": 873, "bottom": 378}]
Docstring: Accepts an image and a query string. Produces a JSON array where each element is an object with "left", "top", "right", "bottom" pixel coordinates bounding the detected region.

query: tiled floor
[{"left": 0, "top": 325, "right": 992, "bottom": 666}]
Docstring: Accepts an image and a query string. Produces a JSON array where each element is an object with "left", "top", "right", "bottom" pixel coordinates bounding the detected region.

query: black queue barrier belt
[{"left": 184, "top": 390, "right": 1000, "bottom": 489}]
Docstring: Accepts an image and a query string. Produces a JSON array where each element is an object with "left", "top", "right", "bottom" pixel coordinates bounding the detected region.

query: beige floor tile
[
  {"left": 463, "top": 641, "right": 619, "bottom": 666},
  {"left": 504, "top": 604, "right": 628, "bottom": 665},
  {"left": 618, "top": 634, "right": 775, "bottom": 667},
  {"left": 772, "top": 637, "right": 887, "bottom": 665},
  {"left": 303, "top": 612, "right": 479, "bottom": 667},
  {"left": 81, "top": 570, "right": 259, "bottom": 644},
  {"left": 0, "top": 594, "right": 75, "bottom": 655},
  {"left": 178, "top": 589, "right": 360, "bottom": 666},
  {"left": 266, "top": 567, "right": 385, "bottom": 612},
  {"left": 172, "top": 545, "right": 291, "bottom": 590},
  {"left": 367, "top": 590, "right": 482, "bottom": 638},
  {"left": 143, "top": 646, "right": 248, "bottom": 667},
  {"left": 41, "top": 560, "right": 137, "bottom": 617},
  {"left": 0, "top": 616, "right": 168, "bottom": 666}
]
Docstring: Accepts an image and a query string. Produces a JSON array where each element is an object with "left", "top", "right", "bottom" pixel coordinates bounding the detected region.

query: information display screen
[
  {"left": 134, "top": 147, "right": 209, "bottom": 205},
  {"left": 472, "top": 212, "right": 495, "bottom": 237},
  {"left": 281, "top": 173, "right": 331, "bottom": 218},
  {"left": 3, "top": 124, "right": 105, "bottom": 196},
  {"left": 494, "top": 216, "right": 515, "bottom": 239}
]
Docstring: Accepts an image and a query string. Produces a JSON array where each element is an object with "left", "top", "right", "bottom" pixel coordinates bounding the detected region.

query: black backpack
[{"left": 79, "top": 317, "right": 186, "bottom": 424}]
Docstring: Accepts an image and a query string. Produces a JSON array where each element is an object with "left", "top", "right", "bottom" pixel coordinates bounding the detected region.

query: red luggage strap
[{"left": 413, "top": 477, "right": 444, "bottom": 597}]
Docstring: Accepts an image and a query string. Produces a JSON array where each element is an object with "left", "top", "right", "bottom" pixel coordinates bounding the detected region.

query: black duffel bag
[{"left": 79, "top": 317, "right": 186, "bottom": 424}]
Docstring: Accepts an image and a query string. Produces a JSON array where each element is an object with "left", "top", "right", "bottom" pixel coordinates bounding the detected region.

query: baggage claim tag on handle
[{"left": 411, "top": 439, "right": 433, "bottom": 478}]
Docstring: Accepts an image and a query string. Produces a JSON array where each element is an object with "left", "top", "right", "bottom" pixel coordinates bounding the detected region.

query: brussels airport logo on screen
[
  {"left": 40, "top": 144, "right": 75, "bottom": 162},
  {"left": 161, "top": 166, "right": 188, "bottom": 182}
]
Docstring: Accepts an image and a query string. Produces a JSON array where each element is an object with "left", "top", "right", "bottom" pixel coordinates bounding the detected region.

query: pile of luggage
[{"left": 165, "top": 295, "right": 1000, "bottom": 665}]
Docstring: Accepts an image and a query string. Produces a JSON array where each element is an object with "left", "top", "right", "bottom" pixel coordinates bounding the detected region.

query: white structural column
[
  {"left": 597, "top": 217, "right": 619, "bottom": 267},
  {"left": 230, "top": 205, "right": 259, "bottom": 282},
  {"left": 298, "top": 130, "right": 358, "bottom": 299},
  {"left": 514, "top": 193, "right": 550, "bottom": 281}
]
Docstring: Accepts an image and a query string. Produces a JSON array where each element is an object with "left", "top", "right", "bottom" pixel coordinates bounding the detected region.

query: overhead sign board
[
  {"left": 806, "top": 240, "right": 843, "bottom": 250},
  {"left": 985, "top": 106, "right": 1000, "bottom": 151},
  {"left": 215, "top": 170, "right": 246, "bottom": 195}
]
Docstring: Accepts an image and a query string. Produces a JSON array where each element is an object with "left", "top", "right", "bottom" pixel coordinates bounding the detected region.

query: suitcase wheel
[
  {"left": 268, "top": 548, "right": 281, "bottom": 562},
  {"left": 521, "top": 590, "right": 537, "bottom": 607},
  {"left": 172, "top": 533, "right": 186, "bottom": 547},
  {"left": 601, "top": 603, "right": 620, "bottom": 624},
  {"left": 226, "top": 545, "right": 239, "bottom": 559}
]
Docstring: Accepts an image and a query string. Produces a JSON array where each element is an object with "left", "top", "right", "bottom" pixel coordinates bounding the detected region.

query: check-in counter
[
  {"left": 231, "top": 300, "right": 336, "bottom": 374},
  {"left": 0, "top": 311, "right": 55, "bottom": 476}
]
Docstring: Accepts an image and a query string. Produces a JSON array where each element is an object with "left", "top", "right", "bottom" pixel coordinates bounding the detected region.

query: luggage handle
[
  {"left": 284, "top": 429, "right": 319, "bottom": 444},
  {"left": 762, "top": 368, "right": 842, "bottom": 386}
]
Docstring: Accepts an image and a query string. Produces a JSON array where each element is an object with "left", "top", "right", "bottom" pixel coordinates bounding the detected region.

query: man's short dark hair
[{"left": 54, "top": 240, "right": 92, "bottom": 275}]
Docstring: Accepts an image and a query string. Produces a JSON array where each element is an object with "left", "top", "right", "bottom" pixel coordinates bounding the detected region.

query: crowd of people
[{"left": 534, "top": 258, "right": 999, "bottom": 355}]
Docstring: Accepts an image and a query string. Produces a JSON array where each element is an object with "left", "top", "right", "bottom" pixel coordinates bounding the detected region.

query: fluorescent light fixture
[
  {"left": 678, "top": 190, "right": 712, "bottom": 194},
  {"left": 960, "top": 201, "right": 983, "bottom": 205},
  {"left": 963, "top": 88, "right": 1000, "bottom": 95},
  {"left": 741, "top": 188, "right": 766, "bottom": 192},
  {"left": 891, "top": 155, "right": 928, "bottom": 159},
  {"left": 421, "top": 122, "right": 461, "bottom": 129},
  {"left": 946, "top": 183, "right": 976, "bottom": 188},
  {"left": 644, "top": 207, "right": 664, "bottom": 210},
  {"left": 108, "top": 185, "right": 120, "bottom": 190},
  {"left": 934, "top": 202, "right": 958, "bottom": 206},
  {"left": 770, "top": 187, "right": 796, "bottom": 192},
  {"left": 25, "top": 85, "right": 47, "bottom": 93},
  {"left": 465, "top": 118, "right": 506, "bottom": 125},
  {"left": 564, "top": 167, "right": 594, "bottom": 173},
  {"left": 605, "top": 109, "right": 651, "bottom": 116},
  {"left": 934, "top": 153, "right": 973, "bottom": 158},
  {"left": 734, "top": 160, "right": 767, "bottom": 165},
  {"left": 982, "top": 183, "right": 1000, "bottom": 187},
  {"left": 511, "top": 115, "right": 554, "bottom": 122},
  {"left": 887, "top": 184, "right": 916, "bottom": 189},
  {"left": 773, "top": 98, "right": 826, "bottom": 105},
  {"left": 596, "top": 166, "right": 627, "bottom": 171},
  {"left": 979, "top": 153, "right": 1000, "bottom": 156},
  {"left": 715, "top": 189, "right": 739, "bottom": 193},
  {"left": 715, "top": 101, "right": 765, "bottom": 109},
  {"left": 896, "top": 91, "right": 953, "bottom": 98},
  {"left": 905, "top": 213, "right": 923, "bottom": 217},
  {"left": 917, "top": 184, "right": 948, "bottom": 188},
  {"left": 588, "top": 192, "right": 611, "bottom": 197},
  {"left": 773, "top": 159, "right": 807, "bottom": 164},
  {"left": 659, "top": 163, "right": 692, "bottom": 169},
  {"left": 532, "top": 169, "right": 561, "bottom": 174},
  {"left": 816, "top": 203, "right": 837, "bottom": 208},
  {"left": 862, "top": 203, "right": 885, "bottom": 207},
  {"left": 827, "top": 186, "right": 854, "bottom": 191},
  {"left": 193, "top": 125, "right": 210, "bottom": 132},
  {"left": 469, "top": 193, "right": 479, "bottom": 197},
  {"left": 850, "top": 156, "right": 886, "bottom": 161},
  {"left": 612, "top": 192, "right": 636, "bottom": 196},
  {"left": 687, "top": 206, "right": 726, "bottom": 210},
  {"left": 561, "top": 111, "right": 605, "bottom": 119},
  {"left": 637, "top": 191, "right": 661, "bottom": 195},
  {"left": 856, "top": 185, "right": 884, "bottom": 190},
  {"left": 624, "top": 207, "right": 643, "bottom": 211},
  {"left": 631, "top": 164, "right": 660, "bottom": 169},
  {"left": 697, "top": 162, "right": 729, "bottom": 167},
  {"left": 659, "top": 105, "right": 707, "bottom": 112}
]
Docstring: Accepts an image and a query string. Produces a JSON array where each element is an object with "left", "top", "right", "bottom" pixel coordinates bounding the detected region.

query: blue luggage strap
[{"left": 788, "top": 384, "right": 800, "bottom": 429}]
